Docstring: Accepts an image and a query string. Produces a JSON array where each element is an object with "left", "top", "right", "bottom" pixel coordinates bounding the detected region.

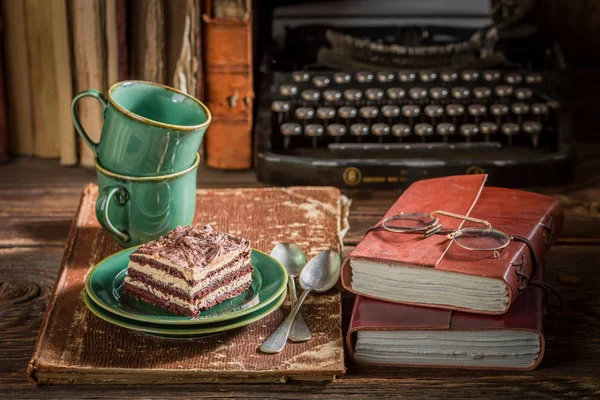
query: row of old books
[
  {"left": 341, "top": 174, "right": 563, "bottom": 370},
  {"left": 0, "top": 0, "right": 252, "bottom": 169}
]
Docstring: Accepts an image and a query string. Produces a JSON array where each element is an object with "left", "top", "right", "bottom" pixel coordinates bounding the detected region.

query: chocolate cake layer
[
  {"left": 129, "top": 251, "right": 251, "bottom": 285},
  {"left": 122, "top": 277, "right": 252, "bottom": 317},
  {"left": 127, "top": 263, "right": 254, "bottom": 300}
]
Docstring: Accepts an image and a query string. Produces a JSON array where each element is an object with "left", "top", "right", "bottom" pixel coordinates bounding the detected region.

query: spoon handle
[
  {"left": 288, "top": 276, "right": 312, "bottom": 342},
  {"left": 259, "top": 289, "right": 312, "bottom": 354}
]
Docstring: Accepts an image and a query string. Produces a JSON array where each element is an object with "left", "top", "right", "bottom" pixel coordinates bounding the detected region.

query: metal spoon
[
  {"left": 259, "top": 250, "right": 341, "bottom": 354},
  {"left": 270, "top": 243, "right": 312, "bottom": 342}
]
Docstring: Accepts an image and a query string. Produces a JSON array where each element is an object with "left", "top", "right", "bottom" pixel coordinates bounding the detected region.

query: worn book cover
[{"left": 27, "top": 184, "right": 348, "bottom": 385}]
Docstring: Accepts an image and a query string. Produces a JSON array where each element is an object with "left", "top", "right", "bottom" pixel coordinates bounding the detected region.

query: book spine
[
  {"left": 130, "top": 0, "right": 166, "bottom": 83},
  {"left": 202, "top": 0, "right": 254, "bottom": 169},
  {"left": 0, "top": 19, "right": 8, "bottom": 160}
]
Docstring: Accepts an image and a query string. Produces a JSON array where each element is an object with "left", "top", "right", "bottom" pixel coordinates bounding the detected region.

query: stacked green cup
[{"left": 71, "top": 81, "right": 211, "bottom": 247}]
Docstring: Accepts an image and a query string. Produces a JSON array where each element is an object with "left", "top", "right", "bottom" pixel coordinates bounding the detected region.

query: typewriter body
[{"left": 254, "top": 0, "right": 574, "bottom": 189}]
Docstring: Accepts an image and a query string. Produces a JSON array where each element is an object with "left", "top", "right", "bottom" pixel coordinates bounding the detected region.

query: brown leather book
[
  {"left": 341, "top": 174, "right": 563, "bottom": 315},
  {"left": 27, "top": 184, "right": 348, "bottom": 385},
  {"left": 347, "top": 266, "right": 546, "bottom": 371},
  {"left": 202, "top": 0, "right": 254, "bottom": 169}
]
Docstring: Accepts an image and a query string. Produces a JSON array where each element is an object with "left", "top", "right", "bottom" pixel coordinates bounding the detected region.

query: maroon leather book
[
  {"left": 341, "top": 174, "right": 563, "bottom": 315},
  {"left": 347, "top": 266, "right": 546, "bottom": 371}
]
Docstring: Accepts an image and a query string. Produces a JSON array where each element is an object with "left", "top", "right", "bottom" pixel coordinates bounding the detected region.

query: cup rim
[
  {"left": 108, "top": 80, "right": 212, "bottom": 131},
  {"left": 95, "top": 153, "right": 201, "bottom": 181}
]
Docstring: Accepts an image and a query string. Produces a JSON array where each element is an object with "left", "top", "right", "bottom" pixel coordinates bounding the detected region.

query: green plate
[
  {"left": 83, "top": 289, "right": 285, "bottom": 339},
  {"left": 85, "top": 246, "right": 287, "bottom": 325}
]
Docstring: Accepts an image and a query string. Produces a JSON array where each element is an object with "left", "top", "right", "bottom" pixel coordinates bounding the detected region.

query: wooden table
[{"left": 1, "top": 147, "right": 599, "bottom": 399}]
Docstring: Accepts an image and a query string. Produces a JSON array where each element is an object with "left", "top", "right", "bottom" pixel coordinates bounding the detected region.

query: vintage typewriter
[{"left": 254, "top": 0, "right": 574, "bottom": 189}]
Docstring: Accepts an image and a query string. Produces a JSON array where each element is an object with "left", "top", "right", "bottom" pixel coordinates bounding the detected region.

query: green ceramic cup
[
  {"left": 72, "top": 80, "right": 211, "bottom": 176},
  {"left": 95, "top": 153, "right": 199, "bottom": 247}
]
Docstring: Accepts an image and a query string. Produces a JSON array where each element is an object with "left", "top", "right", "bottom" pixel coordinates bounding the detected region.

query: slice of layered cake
[{"left": 122, "top": 225, "right": 253, "bottom": 317}]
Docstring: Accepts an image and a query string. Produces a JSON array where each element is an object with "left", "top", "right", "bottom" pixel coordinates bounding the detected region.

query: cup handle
[
  {"left": 71, "top": 89, "right": 108, "bottom": 156},
  {"left": 96, "top": 185, "right": 131, "bottom": 243}
]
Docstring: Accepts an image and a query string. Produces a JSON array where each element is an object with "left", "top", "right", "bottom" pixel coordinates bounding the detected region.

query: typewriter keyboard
[{"left": 267, "top": 69, "right": 559, "bottom": 155}]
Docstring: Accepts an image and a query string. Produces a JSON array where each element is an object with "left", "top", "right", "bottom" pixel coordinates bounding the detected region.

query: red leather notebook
[
  {"left": 341, "top": 174, "right": 563, "bottom": 315},
  {"left": 347, "top": 267, "right": 546, "bottom": 371}
]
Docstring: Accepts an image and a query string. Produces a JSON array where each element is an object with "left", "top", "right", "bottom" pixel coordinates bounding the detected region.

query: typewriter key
[
  {"left": 451, "top": 87, "right": 470, "bottom": 100},
  {"left": 365, "top": 88, "right": 385, "bottom": 102},
  {"left": 381, "top": 105, "right": 401, "bottom": 118},
  {"left": 304, "top": 124, "right": 324, "bottom": 148},
  {"left": 338, "top": 106, "right": 358, "bottom": 125},
  {"left": 377, "top": 72, "right": 395, "bottom": 83},
  {"left": 343, "top": 89, "right": 363, "bottom": 103},
  {"left": 398, "top": 71, "right": 416, "bottom": 83},
  {"left": 531, "top": 103, "right": 549, "bottom": 121},
  {"left": 312, "top": 75, "right": 331, "bottom": 88},
  {"left": 511, "top": 102, "right": 530, "bottom": 124},
  {"left": 333, "top": 72, "right": 352, "bottom": 84},
  {"left": 392, "top": 124, "right": 411, "bottom": 140},
  {"left": 461, "top": 70, "right": 480, "bottom": 82},
  {"left": 323, "top": 89, "right": 342, "bottom": 103},
  {"left": 316, "top": 107, "right": 336, "bottom": 124},
  {"left": 445, "top": 104, "right": 465, "bottom": 126},
  {"left": 425, "top": 105, "right": 444, "bottom": 125},
  {"left": 473, "top": 87, "right": 492, "bottom": 101},
  {"left": 501, "top": 122, "right": 520, "bottom": 146},
  {"left": 350, "top": 123, "right": 369, "bottom": 142},
  {"left": 514, "top": 87, "right": 533, "bottom": 101},
  {"left": 490, "top": 104, "right": 509, "bottom": 125},
  {"left": 327, "top": 124, "right": 347, "bottom": 142},
  {"left": 468, "top": 104, "right": 487, "bottom": 124},
  {"left": 419, "top": 71, "right": 437, "bottom": 82},
  {"left": 483, "top": 70, "right": 501, "bottom": 82},
  {"left": 292, "top": 71, "right": 310, "bottom": 83},
  {"left": 359, "top": 106, "right": 379, "bottom": 121},
  {"left": 440, "top": 71, "right": 458, "bottom": 82},
  {"left": 402, "top": 105, "right": 421, "bottom": 126},
  {"left": 295, "top": 107, "right": 315, "bottom": 125},
  {"left": 415, "top": 123, "right": 434, "bottom": 141},
  {"left": 301, "top": 89, "right": 321, "bottom": 103},
  {"left": 504, "top": 72, "right": 522, "bottom": 85},
  {"left": 280, "top": 122, "right": 301, "bottom": 149},
  {"left": 408, "top": 87, "right": 428, "bottom": 101},
  {"left": 356, "top": 71, "right": 374, "bottom": 83},
  {"left": 386, "top": 87, "right": 406, "bottom": 100},
  {"left": 525, "top": 72, "right": 543, "bottom": 84},
  {"left": 522, "top": 120, "right": 543, "bottom": 147},
  {"left": 429, "top": 87, "right": 449, "bottom": 101},
  {"left": 280, "top": 84, "right": 298, "bottom": 97},
  {"left": 371, "top": 123, "right": 391, "bottom": 143},
  {"left": 436, "top": 122, "right": 456, "bottom": 142},
  {"left": 494, "top": 85, "right": 514, "bottom": 101},
  {"left": 271, "top": 101, "right": 291, "bottom": 124},
  {"left": 479, "top": 121, "right": 498, "bottom": 141},
  {"left": 459, "top": 124, "right": 479, "bottom": 142}
]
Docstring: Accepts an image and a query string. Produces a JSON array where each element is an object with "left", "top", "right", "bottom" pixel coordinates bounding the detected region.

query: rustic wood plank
[{"left": 1, "top": 246, "right": 598, "bottom": 398}]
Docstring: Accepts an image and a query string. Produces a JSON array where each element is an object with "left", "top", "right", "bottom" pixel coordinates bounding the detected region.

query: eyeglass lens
[
  {"left": 452, "top": 228, "right": 511, "bottom": 251},
  {"left": 383, "top": 213, "right": 437, "bottom": 232}
]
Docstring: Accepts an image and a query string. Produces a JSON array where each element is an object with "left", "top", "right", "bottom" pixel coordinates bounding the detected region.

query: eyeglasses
[{"left": 378, "top": 210, "right": 513, "bottom": 257}]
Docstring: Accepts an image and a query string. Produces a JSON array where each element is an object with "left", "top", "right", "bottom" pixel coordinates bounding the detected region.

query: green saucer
[
  {"left": 83, "top": 289, "right": 285, "bottom": 339},
  {"left": 85, "top": 246, "right": 287, "bottom": 325}
]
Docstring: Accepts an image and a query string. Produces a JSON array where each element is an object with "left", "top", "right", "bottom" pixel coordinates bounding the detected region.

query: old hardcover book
[
  {"left": 0, "top": 19, "right": 7, "bottom": 160},
  {"left": 129, "top": 0, "right": 166, "bottom": 83},
  {"left": 341, "top": 174, "right": 563, "bottom": 315},
  {"left": 202, "top": 0, "right": 254, "bottom": 169},
  {"left": 105, "top": 0, "right": 129, "bottom": 85},
  {"left": 27, "top": 185, "right": 348, "bottom": 385},
  {"left": 347, "top": 267, "right": 547, "bottom": 371}
]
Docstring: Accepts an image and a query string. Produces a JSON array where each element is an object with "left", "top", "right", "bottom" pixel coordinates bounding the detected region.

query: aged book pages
[
  {"left": 130, "top": 0, "right": 166, "bottom": 83},
  {"left": 28, "top": 185, "right": 348, "bottom": 385},
  {"left": 165, "top": 0, "right": 199, "bottom": 96},
  {"left": 0, "top": 21, "right": 7, "bottom": 160}
]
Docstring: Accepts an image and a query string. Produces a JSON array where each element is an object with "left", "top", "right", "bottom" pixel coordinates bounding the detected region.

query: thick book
[
  {"left": 27, "top": 184, "right": 348, "bottom": 385},
  {"left": 202, "top": 0, "right": 254, "bottom": 169},
  {"left": 347, "top": 266, "right": 546, "bottom": 371},
  {"left": 341, "top": 174, "right": 563, "bottom": 315}
]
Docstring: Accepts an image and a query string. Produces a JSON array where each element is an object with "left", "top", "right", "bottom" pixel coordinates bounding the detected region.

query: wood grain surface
[{"left": 1, "top": 145, "right": 599, "bottom": 398}]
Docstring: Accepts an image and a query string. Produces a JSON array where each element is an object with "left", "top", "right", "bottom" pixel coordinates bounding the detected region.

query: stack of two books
[{"left": 342, "top": 174, "right": 563, "bottom": 371}]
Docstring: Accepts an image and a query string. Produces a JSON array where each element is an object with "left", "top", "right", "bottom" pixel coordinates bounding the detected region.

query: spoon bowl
[
  {"left": 299, "top": 250, "right": 341, "bottom": 292},
  {"left": 270, "top": 243, "right": 307, "bottom": 277}
]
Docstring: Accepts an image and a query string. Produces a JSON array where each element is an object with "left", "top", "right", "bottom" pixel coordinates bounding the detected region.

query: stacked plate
[{"left": 84, "top": 247, "right": 288, "bottom": 339}]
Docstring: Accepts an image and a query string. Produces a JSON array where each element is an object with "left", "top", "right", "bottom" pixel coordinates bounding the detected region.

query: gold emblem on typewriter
[
  {"left": 343, "top": 167, "right": 362, "bottom": 186},
  {"left": 466, "top": 166, "right": 485, "bottom": 175}
]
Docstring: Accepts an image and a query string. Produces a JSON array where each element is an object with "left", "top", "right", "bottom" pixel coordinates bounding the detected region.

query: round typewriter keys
[
  {"left": 440, "top": 71, "right": 458, "bottom": 83},
  {"left": 494, "top": 85, "right": 514, "bottom": 102},
  {"left": 483, "top": 70, "right": 501, "bottom": 82},
  {"left": 408, "top": 87, "right": 428, "bottom": 102},
  {"left": 501, "top": 122, "right": 520, "bottom": 146},
  {"left": 525, "top": 72, "right": 543, "bottom": 84},
  {"left": 365, "top": 88, "right": 385, "bottom": 103},
  {"left": 316, "top": 107, "right": 336, "bottom": 126},
  {"left": 271, "top": 100, "right": 291, "bottom": 124},
  {"left": 531, "top": 103, "right": 549, "bottom": 122},
  {"left": 514, "top": 87, "right": 533, "bottom": 101},
  {"left": 338, "top": 106, "right": 358, "bottom": 126},
  {"left": 292, "top": 71, "right": 310, "bottom": 83},
  {"left": 391, "top": 124, "right": 411, "bottom": 141},
  {"left": 473, "top": 87, "right": 492, "bottom": 102},
  {"left": 280, "top": 84, "right": 298, "bottom": 97},
  {"left": 376, "top": 72, "right": 395, "bottom": 83},
  {"left": 424, "top": 105, "right": 444, "bottom": 125},
  {"left": 402, "top": 105, "right": 421, "bottom": 126},
  {"left": 371, "top": 123, "right": 391, "bottom": 143},
  {"left": 312, "top": 75, "right": 330, "bottom": 88},
  {"left": 301, "top": 89, "right": 321, "bottom": 104},
  {"left": 523, "top": 120, "right": 543, "bottom": 147},
  {"left": 467, "top": 104, "right": 487, "bottom": 125},
  {"left": 356, "top": 71, "right": 374, "bottom": 83},
  {"left": 295, "top": 107, "right": 315, "bottom": 128},
  {"left": 436, "top": 122, "right": 456, "bottom": 142},
  {"left": 451, "top": 87, "right": 471, "bottom": 101},
  {"left": 359, "top": 106, "right": 379, "bottom": 125},
  {"left": 504, "top": 72, "right": 523, "bottom": 85},
  {"left": 326, "top": 124, "right": 347, "bottom": 142},
  {"left": 445, "top": 104, "right": 465, "bottom": 126},
  {"left": 461, "top": 70, "right": 480, "bottom": 82},
  {"left": 304, "top": 124, "right": 324, "bottom": 148},
  {"left": 333, "top": 72, "right": 352, "bottom": 84},
  {"left": 386, "top": 87, "right": 406, "bottom": 101},
  {"left": 490, "top": 104, "right": 509, "bottom": 126},
  {"left": 479, "top": 121, "right": 498, "bottom": 142},
  {"left": 429, "top": 87, "right": 449, "bottom": 102},
  {"left": 343, "top": 89, "right": 363, "bottom": 103},
  {"left": 280, "top": 122, "right": 301, "bottom": 149},
  {"left": 323, "top": 89, "right": 342, "bottom": 104},
  {"left": 398, "top": 71, "right": 417, "bottom": 83},
  {"left": 381, "top": 105, "right": 401, "bottom": 125},
  {"left": 459, "top": 124, "right": 479, "bottom": 142},
  {"left": 350, "top": 123, "right": 369, "bottom": 142},
  {"left": 511, "top": 102, "right": 530, "bottom": 124},
  {"left": 418, "top": 71, "right": 437, "bottom": 82},
  {"left": 414, "top": 123, "right": 434, "bottom": 142}
]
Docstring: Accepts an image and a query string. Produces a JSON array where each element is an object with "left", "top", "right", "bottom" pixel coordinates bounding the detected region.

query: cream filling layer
[
  {"left": 133, "top": 248, "right": 249, "bottom": 281},
  {"left": 127, "top": 259, "right": 250, "bottom": 296},
  {"left": 124, "top": 273, "right": 252, "bottom": 311}
]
